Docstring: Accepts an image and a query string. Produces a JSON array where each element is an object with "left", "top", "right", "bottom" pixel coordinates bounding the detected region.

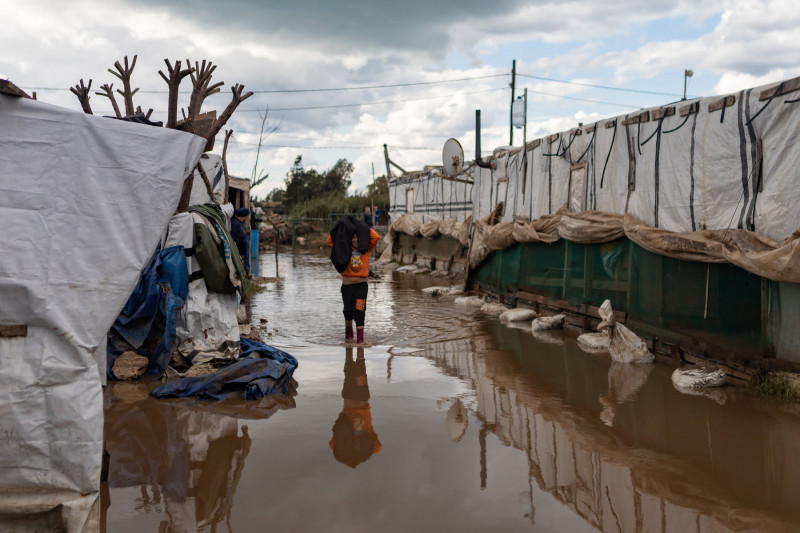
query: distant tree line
[{"left": 261, "top": 155, "right": 389, "bottom": 221}]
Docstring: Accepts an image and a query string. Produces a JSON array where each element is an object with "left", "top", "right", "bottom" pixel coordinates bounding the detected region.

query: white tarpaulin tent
[
  {"left": 387, "top": 76, "right": 800, "bottom": 283},
  {"left": 0, "top": 94, "right": 205, "bottom": 531}
]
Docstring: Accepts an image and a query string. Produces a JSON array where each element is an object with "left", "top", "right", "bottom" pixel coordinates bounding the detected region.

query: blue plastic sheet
[
  {"left": 107, "top": 246, "right": 188, "bottom": 379},
  {"left": 150, "top": 338, "right": 298, "bottom": 401}
]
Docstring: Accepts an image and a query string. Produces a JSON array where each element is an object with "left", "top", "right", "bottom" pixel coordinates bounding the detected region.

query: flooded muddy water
[{"left": 102, "top": 252, "right": 800, "bottom": 532}]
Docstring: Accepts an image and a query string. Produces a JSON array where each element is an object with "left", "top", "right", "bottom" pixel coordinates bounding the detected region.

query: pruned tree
[
  {"left": 70, "top": 55, "right": 261, "bottom": 213},
  {"left": 186, "top": 59, "right": 223, "bottom": 120},
  {"left": 96, "top": 83, "right": 122, "bottom": 118},
  {"left": 108, "top": 55, "right": 138, "bottom": 116},
  {"left": 158, "top": 59, "right": 194, "bottom": 129},
  {"left": 70, "top": 79, "right": 93, "bottom": 115}
]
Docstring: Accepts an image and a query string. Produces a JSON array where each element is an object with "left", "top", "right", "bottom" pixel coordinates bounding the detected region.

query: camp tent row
[{"left": 387, "top": 76, "right": 800, "bottom": 284}]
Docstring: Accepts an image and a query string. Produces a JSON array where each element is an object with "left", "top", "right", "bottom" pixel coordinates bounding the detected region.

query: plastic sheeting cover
[
  {"left": 0, "top": 95, "right": 205, "bottom": 503},
  {"left": 151, "top": 338, "right": 298, "bottom": 400}
]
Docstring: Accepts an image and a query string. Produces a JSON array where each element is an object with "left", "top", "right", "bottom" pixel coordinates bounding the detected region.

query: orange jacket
[{"left": 326, "top": 228, "right": 380, "bottom": 278}]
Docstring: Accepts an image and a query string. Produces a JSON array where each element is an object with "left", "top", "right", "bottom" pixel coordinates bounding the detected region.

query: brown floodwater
[{"left": 101, "top": 252, "right": 800, "bottom": 532}]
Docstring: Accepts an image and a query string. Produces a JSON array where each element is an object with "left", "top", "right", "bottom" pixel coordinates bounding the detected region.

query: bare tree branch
[
  {"left": 70, "top": 79, "right": 93, "bottom": 114},
  {"left": 158, "top": 59, "right": 194, "bottom": 128},
  {"left": 186, "top": 59, "right": 223, "bottom": 119},
  {"left": 96, "top": 83, "right": 122, "bottom": 118},
  {"left": 196, "top": 161, "right": 220, "bottom": 205},
  {"left": 108, "top": 55, "right": 138, "bottom": 116},
  {"left": 206, "top": 84, "right": 254, "bottom": 148},
  {"left": 222, "top": 129, "right": 233, "bottom": 203}
]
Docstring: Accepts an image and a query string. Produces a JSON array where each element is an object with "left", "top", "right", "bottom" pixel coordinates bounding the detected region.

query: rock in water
[
  {"left": 112, "top": 351, "right": 148, "bottom": 380},
  {"left": 531, "top": 314, "right": 565, "bottom": 331}
]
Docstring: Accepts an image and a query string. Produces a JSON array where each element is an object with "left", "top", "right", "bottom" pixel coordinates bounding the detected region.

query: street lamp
[{"left": 683, "top": 69, "right": 694, "bottom": 100}]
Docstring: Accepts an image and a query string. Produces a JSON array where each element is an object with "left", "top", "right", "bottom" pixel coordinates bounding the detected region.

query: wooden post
[
  {"left": 383, "top": 144, "right": 392, "bottom": 180},
  {"left": 509, "top": 59, "right": 516, "bottom": 146}
]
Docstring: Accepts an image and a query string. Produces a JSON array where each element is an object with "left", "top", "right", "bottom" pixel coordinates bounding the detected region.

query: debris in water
[
  {"left": 421, "top": 285, "right": 463, "bottom": 296},
  {"left": 112, "top": 351, "right": 148, "bottom": 380}
]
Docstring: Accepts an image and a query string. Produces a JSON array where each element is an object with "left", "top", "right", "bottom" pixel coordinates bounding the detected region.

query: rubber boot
[
  {"left": 345, "top": 322, "right": 354, "bottom": 342},
  {"left": 356, "top": 327, "right": 364, "bottom": 345}
]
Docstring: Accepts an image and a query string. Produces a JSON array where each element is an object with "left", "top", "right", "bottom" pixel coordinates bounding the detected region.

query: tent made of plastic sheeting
[
  {"left": 0, "top": 93, "right": 205, "bottom": 531},
  {"left": 387, "top": 76, "right": 800, "bottom": 283},
  {"left": 388, "top": 168, "right": 474, "bottom": 223},
  {"left": 161, "top": 208, "right": 241, "bottom": 363},
  {"left": 150, "top": 338, "right": 298, "bottom": 401},
  {"left": 189, "top": 153, "right": 226, "bottom": 205}
]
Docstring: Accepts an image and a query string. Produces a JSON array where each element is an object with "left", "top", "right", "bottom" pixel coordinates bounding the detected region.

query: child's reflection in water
[{"left": 329, "top": 346, "right": 382, "bottom": 468}]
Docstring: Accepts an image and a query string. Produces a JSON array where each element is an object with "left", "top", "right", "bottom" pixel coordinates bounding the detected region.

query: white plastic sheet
[{"left": 0, "top": 94, "right": 205, "bottom": 528}]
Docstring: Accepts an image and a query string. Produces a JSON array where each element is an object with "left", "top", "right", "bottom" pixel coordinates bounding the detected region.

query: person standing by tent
[
  {"left": 327, "top": 216, "right": 380, "bottom": 345},
  {"left": 231, "top": 207, "right": 251, "bottom": 275}
]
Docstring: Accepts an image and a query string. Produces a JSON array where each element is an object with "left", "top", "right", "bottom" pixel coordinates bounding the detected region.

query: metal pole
[
  {"left": 683, "top": 74, "right": 687, "bottom": 101},
  {"left": 509, "top": 59, "right": 516, "bottom": 146},
  {"left": 523, "top": 88, "right": 528, "bottom": 148}
]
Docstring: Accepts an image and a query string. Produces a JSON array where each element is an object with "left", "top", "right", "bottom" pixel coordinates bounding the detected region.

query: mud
[{"left": 100, "top": 252, "right": 800, "bottom": 532}]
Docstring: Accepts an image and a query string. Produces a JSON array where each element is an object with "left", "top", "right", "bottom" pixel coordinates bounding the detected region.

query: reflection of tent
[{"left": 0, "top": 91, "right": 205, "bottom": 531}]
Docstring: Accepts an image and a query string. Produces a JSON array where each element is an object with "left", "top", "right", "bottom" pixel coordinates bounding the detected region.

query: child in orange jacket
[{"left": 326, "top": 227, "right": 380, "bottom": 344}]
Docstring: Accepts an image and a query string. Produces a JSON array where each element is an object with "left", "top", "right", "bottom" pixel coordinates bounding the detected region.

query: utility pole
[
  {"left": 509, "top": 59, "right": 516, "bottom": 146},
  {"left": 383, "top": 144, "right": 392, "bottom": 180},
  {"left": 523, "top": 88, "right": 528, "bottom": 148}
]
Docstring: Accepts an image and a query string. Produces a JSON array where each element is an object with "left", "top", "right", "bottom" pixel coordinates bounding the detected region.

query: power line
[
  {"left": 524, "top": 87, "right": 641, "bottom": 109},
  {"left": 228, "top": 139, "right": 438, "bottom": 151},
  {"left": 86, "top": 87, "right": 508, "bottom": 115},
  {"left": 518, "top": 72, "right": 693, "bottom": 98},
  {"left": 20, "top": 74, "right": 507, "bottom": 95}
]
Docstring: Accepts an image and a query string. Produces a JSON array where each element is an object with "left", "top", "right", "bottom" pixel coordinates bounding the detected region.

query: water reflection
[
  {"left": 102, "top": 382, "right": 294, "bottom": 531},
  {"left": 330, "top": 346, "right": 382, "bottom": 468},
  {"left": 418, "top": 321, "right": 800, "bottom": 532}
]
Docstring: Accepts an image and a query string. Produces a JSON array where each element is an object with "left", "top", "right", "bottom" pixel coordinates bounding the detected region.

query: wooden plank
[
  {"left": 572, "top": 128, "right": 583, "bottom": 136},
  {"left": 526, "top": 139, "right": 541, "bottom": 149},
  {"left": 0, "top": 80, "right": 31, "bottom": 98},
  {"left": 650, "top": 106, "right": 675, "bottom": 120},
  {"left": 605, "top": 120, "right": 617, "bottom": 128},
  {"left": 679, "top": 101, "right": 700, "bottom": 116},
  {"left": 621, "top": 111, "right": 649, "bottom": 125},
  {"left": 585, "top": 125, "right": 596, "bottom": 133},
  {"left": 759, "top": 76, "right": 800, "bottom": 101},
  {"left": 0, "top": 325, "right": 27, "bottom": 338},
  {"left": 547, "top": 133, "right": 560, "bottom": 143},
  {"left": 708, "top": 95, "right": 735, "bottom": 112}
]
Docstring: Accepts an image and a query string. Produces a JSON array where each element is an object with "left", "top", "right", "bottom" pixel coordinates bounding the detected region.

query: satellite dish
[{"left": 442, "top": 138, "right": 464, "bottom": 177}]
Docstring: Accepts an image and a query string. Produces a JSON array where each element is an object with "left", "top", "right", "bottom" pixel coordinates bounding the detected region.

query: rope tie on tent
[
  {"left": 637, "top": 120, "right": 643, "bottom": 155},
  {"left": 746, "top": 81, "right": 785, "bottom": 125},
  {"left": 575, "top": 127, "right": 597, "bottom": 163},
  {"left": 600, "top": 120, "right": 617, "bottom": 189},
  {"left": 559, "top": 129, "right": 579, "bottom": 157},
  {"left": 662, "top": 113, "right": 691, "bottom": 134}
]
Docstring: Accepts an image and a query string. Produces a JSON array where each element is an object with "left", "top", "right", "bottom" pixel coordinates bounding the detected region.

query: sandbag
[
  {"left": 484, "top": 221, "right": 516, "bottom": 250},
  {"left": 672, "top": 366, "right": 726, "bottom": 389},
  {"left": 422, "top": 285, "right": 463, "bottom": 296},
  {"left": 455, "top": 296, "right": 485, "bottom": 307},
  {"left": 392, "top": 213, "right": 422, "bottom": 236},
  {"left": 499, "top": 308, "right": 537, "bottom": 322},
  {"left": 531, "top": 314, "right": 565, "bottom": 331},
  {"left": 420, "top": 220, "right": 441, "bottom": 239},
  {"left": 438, "top": 218, "right": 458, "bottom": 240},
  {"left": 512, "top": 211, "right": 561, "bottom": 244},
  {"left": 480, "top": 302, "right": 508, "bottom": 315},
  {"left": 458, "top": 216, "right": 472, "bottom": 246},
  {"left": 577, "top": 331, "right": 611, "bottom": 350},
  {"left": 597, "top": 299, "right": 654, "bottom": 364}
]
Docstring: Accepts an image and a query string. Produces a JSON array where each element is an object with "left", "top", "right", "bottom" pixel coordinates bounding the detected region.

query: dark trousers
[{"left": 341, "top": 282, "right": 368, "bottom": 327}]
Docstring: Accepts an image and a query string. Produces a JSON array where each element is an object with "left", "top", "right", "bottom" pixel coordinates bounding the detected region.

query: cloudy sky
[{"left": 4, "top": 0, "right": 800, "bottom": 198}]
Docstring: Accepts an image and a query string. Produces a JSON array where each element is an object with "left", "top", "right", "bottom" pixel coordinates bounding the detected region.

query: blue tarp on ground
[
  {"left": 150, "top": 338, "right": 299, "bottom": 401},
  {"left": 107, "top": 245, "right": 188, "bottom": 379}
]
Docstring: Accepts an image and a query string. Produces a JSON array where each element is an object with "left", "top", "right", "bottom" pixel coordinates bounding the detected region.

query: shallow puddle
[{"left": 102, "top": 252, "right": 800, "bottom": 532}]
